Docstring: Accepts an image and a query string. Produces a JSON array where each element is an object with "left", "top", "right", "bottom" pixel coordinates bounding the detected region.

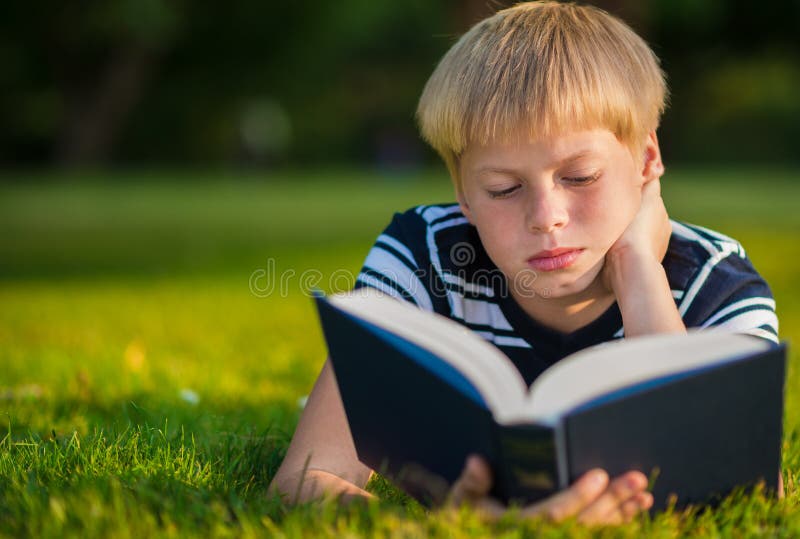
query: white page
[
  {"left": 327, "top": 291, "right": 772, "bottom": 427},
  {"left": 525, "top": 330, "right": 771, "bottom": 424},
  {"left": 328, "top": 289, "right": 529, "bottom": 419}
]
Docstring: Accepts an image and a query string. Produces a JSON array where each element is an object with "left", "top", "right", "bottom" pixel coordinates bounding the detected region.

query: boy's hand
[
  {"left": 446, "top": 455, "right": 653, "bottom": 525},
  {"left": 602, "top": 178, "right": 671, "bottom": 294}
]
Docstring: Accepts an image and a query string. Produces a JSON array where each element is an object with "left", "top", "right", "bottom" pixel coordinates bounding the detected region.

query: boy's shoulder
[
  {"left": 377, "top": 202, "right": 497, "bottom": 278},
  {"left": 669, "top": 220, "right": 746, "bottom": 258},
  {"left": 394, "top": 202, "right": 465, "bottom": 228},
  {"left": 665, "top": 220, "right": 773, "bottom": 328},
  {"left": 666, "top": 219, "right": 750, "bottom": 282},
  {"left": 382, "top": 203, "right": 475, "bottom": 258}
]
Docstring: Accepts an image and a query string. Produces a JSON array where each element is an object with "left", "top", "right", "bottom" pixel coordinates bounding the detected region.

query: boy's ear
[{"left": 641, "top": 130, "right": 665, "bottom": 183}]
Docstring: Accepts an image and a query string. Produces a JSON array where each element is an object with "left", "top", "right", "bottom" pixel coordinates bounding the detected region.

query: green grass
[{"left": 1, "top": 167, "right": 799, "bottom": 537}]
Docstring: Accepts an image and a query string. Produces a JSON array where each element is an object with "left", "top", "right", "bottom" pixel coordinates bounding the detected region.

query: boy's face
[{"left": 457, "top": 128, "right": 655, "bottom": 301}]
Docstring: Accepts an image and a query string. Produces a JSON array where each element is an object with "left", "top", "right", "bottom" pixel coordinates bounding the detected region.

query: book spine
[
  {"left": 492, "top": 423, "right": 559, "bottom": 506},
  {"left": 554, "top": 419, "right": 570, "bottom": 489}
]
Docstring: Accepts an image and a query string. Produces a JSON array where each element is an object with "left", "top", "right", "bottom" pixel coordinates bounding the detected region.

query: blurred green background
[{"left": 2, "top": 0, "right": 800, "bottom": 168}]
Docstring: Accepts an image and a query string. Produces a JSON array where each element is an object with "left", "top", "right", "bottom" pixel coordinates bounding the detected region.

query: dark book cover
[
  {"left": 561, "top": 344, "right": 785, "bottom": 511},
  {"left": 315, "top": 293, "right": 786, "bottom": 510},
  {"left": 317, "top": 294, "right": 507, "bottom": 505}
]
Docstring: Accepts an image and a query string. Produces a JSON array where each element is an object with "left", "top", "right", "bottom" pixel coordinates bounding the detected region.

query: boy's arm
[
  {"left": 269, "top": 359, "right": 375, "bottom": 504},
  {"left": 603, "top": 177, "right": 686, "bottom": 337}
]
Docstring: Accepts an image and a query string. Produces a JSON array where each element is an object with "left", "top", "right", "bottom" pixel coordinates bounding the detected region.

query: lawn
[{"left": 1, "top": 167, "right": 799, "bottom": 537}]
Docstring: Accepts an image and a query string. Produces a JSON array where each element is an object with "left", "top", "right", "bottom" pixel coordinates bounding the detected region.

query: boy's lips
[{"left": 527, "top": 248, "right": 584, "bottom": 272}]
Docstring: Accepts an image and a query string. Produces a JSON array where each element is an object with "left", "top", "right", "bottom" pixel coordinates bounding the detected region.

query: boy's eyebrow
[
  {"left": 475, "top": 165, "right": 522, "bottom": 176},
  {"left": 554, "top": 149, "right": 596, "bottom": 167},
  {"left": 474, "top": 150, "right": 598, "bottom": 176}
]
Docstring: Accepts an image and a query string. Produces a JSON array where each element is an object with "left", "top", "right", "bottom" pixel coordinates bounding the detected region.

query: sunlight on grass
[{"left": 1, "top": 168, "right": 799, "bottom": 537}]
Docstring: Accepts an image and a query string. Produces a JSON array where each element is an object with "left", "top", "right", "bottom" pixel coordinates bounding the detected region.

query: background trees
[{"left": 2, "top": 0, "right": 798, "bottom": 168}]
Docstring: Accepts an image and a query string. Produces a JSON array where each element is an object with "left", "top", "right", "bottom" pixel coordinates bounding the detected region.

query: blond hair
[{"left": 416, "top": 1, "right": 668, "bottom": 184}]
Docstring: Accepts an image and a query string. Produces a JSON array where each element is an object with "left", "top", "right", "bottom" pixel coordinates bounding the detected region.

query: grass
[{"left": 1, "top": 166, "right": 799, "bottom": 537}]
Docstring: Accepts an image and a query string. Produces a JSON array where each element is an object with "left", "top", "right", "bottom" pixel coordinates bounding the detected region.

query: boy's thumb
[{"left": 450, "top": 455, "right": 492, "bottom": 505}]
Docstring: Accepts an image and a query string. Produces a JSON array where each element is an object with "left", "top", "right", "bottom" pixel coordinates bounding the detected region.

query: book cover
[{"left": 314, "top": 291, "right": 786, "bottom": 510}]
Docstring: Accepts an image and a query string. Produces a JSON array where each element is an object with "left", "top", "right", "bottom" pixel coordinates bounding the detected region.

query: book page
[
  {"left": 328, "top": 289, "right": 531, "bottom": 421},
  {"left": 525, "top": 331, "right": 772, "bottom": 424}
]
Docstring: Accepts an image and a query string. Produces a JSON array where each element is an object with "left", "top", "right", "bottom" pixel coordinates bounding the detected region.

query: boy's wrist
[
  {"left": 604, "top": 245, "right": 664, "bottom": 298},
  {"left": 604, "top": 245, "right": 686, "bottom": 336}
]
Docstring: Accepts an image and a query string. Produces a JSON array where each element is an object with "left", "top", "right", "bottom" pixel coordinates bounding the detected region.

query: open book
[{"left": 314, "top": 288, "right": 786, "bottom": 510}]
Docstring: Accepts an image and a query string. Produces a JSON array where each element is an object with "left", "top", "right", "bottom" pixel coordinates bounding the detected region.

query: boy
[{"left": 270, "top": 1, "right": 778, "bottom": 524}]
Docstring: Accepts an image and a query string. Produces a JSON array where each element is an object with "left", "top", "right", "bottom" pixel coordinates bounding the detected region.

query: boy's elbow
[
  {"left": 267, "top": 468, "right": 292, "bottom": 500},
  {"left": 269, "top": 467, "right": 374, "bottom": 505},
  {"left": 269, "top": 467, "right": 313, "bottom": 503},
  {"left": 268, "top": 468, "right": 310, "bottom": 504}
]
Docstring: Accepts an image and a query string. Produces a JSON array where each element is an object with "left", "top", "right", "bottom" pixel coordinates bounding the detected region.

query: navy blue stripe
[
  {"left": 707, "top": 305, "right": 776, "bottom": 328},
  {"left": 683, "top": 223, "right": 743, "bottom": 256},
  {"left": 447, "top": 314, "right": 519, "bottom": 339},
  {"left": 427, "top": 209, "right": 464, "bottom": 227},
  {"left": 756, "top": 323, "right": 778, "bottom": 336},
  {"left": 374, "top": 240, "right": 418, "bottom": 272},
  {"left": 358, "top": 268, "right": 420, "bottom": 306},
  {"left": 441, "top": 280, "right": 496, "bottom": 302}
]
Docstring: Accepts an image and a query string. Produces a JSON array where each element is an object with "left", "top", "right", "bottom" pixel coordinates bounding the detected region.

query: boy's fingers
[
  {"left": 448, "top": 455, "right": 492, "bottom": 506},
  {"left": 643, "top": 176, "right": 662, "bottom": 193},
  {"left": 473, "top": 496, "right": 507, "bottom": 521},
  {"left": 606, "top": 491, "right": 654, "bottom": 525},
  {"left": 521, "top": 469, "right": 608, "bottom": 521},
  {"left": 575, "top": 471, "right": 648, "bottom": 524},
  {"left": 635, "top": 492, "right": 654, "bottom": 513},
  {"left": 604, "top": 490, "right": 654, "bottom": 526}
]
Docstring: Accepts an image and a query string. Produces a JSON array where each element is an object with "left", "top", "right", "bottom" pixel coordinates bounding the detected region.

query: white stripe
[
  {"left": 362, "top": 248, "right": 433, "bottom": 311},
  {"left": 708, "top": 309, "right": 779, "bottom": 335},
  {"left": 687, "top": 223, "right": 738, "bottom": 244},
  {"left": 449, "top": 297, "right": 463, "bottom": 319},
  {"left": 429, "top": 216, "right": 470, "bottom": 236},
  {"left": 678, "top": 242, "right": 739, "bottom": 316},
  {"left": 672, "top": 290, "right": 684, "bottom": 300},
  {"left": 705, "top": 324, "right": 779, "bottom": 344},
  {"left": 415, "top": 205, "right": 427, "bottom": 215},
  {"left": 421, "top": 205, "right": 462, "bottom": 223},
  {"left": 427, "top": 216, "right": 470, "bottom": 315},
  {"left": 738, "top": 327, "right": 780, "bottom": 344},
  {"left": 461, "top": 298, "right": 514, "bottom": 331},
  {"left": 376, "top": 233, "right": 416, "bottom": 269},
  {"left": 670, "top": 220, "right": 718, "bottom": 256},
  {"left": 690, "top": 223, "right": 745, "bottom": 255},
  {"left": 473, "top": 331, "right": 532, "bottom": 349},
  {"left": 613, "top": 327, "right": 624, "bottom": 338},
  {"left": 442, "top": 272, "right": 495, "bottom": 298},
  {"left": 701, "top": 297, "right": 776, "bottom": 328},
  {"left": 491, "top": 335, "right": 532, "bottom": 348},
  {"left": 356, "top": 274, "right": 407, "bottom": 303}
]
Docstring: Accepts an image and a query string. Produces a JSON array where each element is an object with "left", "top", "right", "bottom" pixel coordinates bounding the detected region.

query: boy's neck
[{"left": 511, "top": 286, "right": 617, "bottom": 335}]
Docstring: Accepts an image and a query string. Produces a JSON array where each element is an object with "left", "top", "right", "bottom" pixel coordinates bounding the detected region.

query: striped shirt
[{"left": 354, "top": 203, "right": 779, "bottom": 386}]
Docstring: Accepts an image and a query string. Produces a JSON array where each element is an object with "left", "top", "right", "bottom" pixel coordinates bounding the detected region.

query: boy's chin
[{"left": 528, "top": 268, "right": 606, "bottom": 300}]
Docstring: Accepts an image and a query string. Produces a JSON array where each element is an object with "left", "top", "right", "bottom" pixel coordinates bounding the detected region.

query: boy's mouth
[{"left": 527, "top": 248, "right": 583, "bottom": 272}]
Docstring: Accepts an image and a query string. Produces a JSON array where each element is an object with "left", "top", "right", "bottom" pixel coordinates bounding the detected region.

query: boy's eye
[
  {"left": 563, "top": 171, "right": 601, "bottom": 185},
  {"left": 487, "top": 185, "right": 520, "bottom": 199}
]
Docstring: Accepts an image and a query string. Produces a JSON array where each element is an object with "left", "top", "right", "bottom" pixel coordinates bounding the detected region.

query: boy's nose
[{"left": 525, "top": 188, "right": 569, "bottom": 233}]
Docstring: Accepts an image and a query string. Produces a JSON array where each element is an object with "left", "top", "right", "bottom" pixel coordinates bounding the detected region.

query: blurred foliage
[{"left": 1, "top": 0, "right": 799, "bottom": 167}]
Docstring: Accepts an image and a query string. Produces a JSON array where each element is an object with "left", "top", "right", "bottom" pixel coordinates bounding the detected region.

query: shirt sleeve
[
  {"left": 680, "top": 245, "right": 779, "bottom": 344},
  {"left": 353, "top": 210, "right": 435, "bottom": 312}
]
